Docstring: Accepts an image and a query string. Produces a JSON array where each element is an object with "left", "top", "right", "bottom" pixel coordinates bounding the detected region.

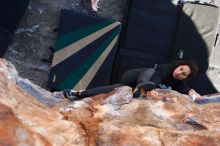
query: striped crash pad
[{"left": 48, "top": 10, "right": 121, "bottom": 91}]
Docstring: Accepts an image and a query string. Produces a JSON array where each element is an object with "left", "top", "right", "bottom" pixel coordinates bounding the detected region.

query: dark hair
[{"left": 173, "top": 60, "right": 198, "bottom": 80}]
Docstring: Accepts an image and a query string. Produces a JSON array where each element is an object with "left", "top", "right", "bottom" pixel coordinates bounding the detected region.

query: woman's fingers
[{"left": 146, "top": 90, "right": 158, "bottom": 97}]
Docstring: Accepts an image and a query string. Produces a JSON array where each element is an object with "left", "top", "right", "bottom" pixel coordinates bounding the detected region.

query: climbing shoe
[
  {"left": 133, "top": 82, "right": 155, "bottom": 98},
  {"left": 63, "top": 89, "right": 81, "bottom": 100}
]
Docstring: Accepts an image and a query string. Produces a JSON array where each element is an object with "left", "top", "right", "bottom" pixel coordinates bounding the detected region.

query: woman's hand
[
  {"left": 145, "top": 90, "right": 159, "bottom": 97},
  {"left": 188, "top": 89, "right": 202, "bottom": 101}
]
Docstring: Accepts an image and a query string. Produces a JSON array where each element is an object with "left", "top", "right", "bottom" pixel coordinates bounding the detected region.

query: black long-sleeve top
[{"left": 150, "top": 62, "right": 191, "bottom": 94}]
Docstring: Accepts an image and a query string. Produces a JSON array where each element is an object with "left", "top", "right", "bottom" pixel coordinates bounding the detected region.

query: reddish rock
[
  {"left": 0, "top": 58, "right": 220, "bottom": 146},
  {"left": 0, "top": 103, "right": 51, "bottom": 146}
]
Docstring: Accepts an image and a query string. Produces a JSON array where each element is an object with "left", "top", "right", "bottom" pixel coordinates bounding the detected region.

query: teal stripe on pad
[{"left": 55, "top": 19, "right": 115, "bottom": 51}]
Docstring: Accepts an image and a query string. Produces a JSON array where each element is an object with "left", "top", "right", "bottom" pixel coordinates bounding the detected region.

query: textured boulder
[{"left": 0, "top": 58, "right": 220, "bottom": 146}]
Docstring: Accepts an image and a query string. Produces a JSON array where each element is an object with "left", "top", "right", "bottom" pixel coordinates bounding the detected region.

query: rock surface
[{"left": 1, "top": 58, "right": 220, "bottom": 146}]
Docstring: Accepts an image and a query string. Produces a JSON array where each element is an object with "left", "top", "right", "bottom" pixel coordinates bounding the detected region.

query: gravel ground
[{"left": 3, "top": 0, "right": 128, "bottom": 89}]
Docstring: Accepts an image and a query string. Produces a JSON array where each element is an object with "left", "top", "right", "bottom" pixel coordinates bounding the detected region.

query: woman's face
[{"left": 172, "top": 65, "right": 191, "bottom": 80}]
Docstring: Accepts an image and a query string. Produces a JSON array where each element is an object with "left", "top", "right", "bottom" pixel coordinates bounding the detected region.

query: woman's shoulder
[{"left": 156, "top": 62, "right": 172, "bottom": 72}]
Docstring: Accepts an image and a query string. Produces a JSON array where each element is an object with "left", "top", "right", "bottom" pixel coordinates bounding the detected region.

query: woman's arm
[{"left": 145, "top": 88, "right": 202, "bottom": 100}]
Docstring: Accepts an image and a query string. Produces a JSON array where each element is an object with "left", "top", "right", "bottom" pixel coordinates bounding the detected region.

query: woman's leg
[
  {"left": 63, "top": 84, "right": 124, "bottom": 100},
  {"left": 76, "top": 68, "right": 155, "bottom": 99},
  {"left": 80, "top": 84, "right": 124, "bottom": 98},
  {"left": 62, "top": 68, "right": 156, "bottom": 100},
  {"left": 137, "top": 68, "right": 156, "bottom": 84},
  {"left": 120, "top": 68, "right": 146, "bottom": 87},
  {"left": 133, "top": 68, "right": 156, "bottom": 98}
]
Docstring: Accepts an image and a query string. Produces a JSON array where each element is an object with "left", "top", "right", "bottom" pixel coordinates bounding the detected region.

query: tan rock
[{"left": 0, "top": 58, "right": 220, "bottom": 146}]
